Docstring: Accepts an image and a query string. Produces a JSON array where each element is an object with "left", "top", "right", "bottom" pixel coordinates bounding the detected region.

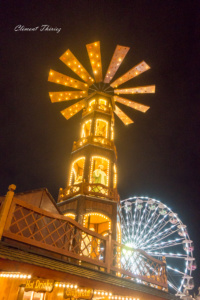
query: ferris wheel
[{"left": 120, "top": 197, "right": 196, "bottom": 297}]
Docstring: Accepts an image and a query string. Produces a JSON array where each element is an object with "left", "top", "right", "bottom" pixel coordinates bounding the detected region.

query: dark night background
[{"left": 0, "top": 0, "right": 199, "bottom": 295}]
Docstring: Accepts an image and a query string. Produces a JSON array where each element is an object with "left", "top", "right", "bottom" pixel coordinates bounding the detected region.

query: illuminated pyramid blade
[
  {"left": 114, "top": 85, "right": 155, "bottom": 95},
  {"left": 48, "top": 70, "right": 89, "bottom": 90},
  {"left": 114, "top": 96, "right": 150, "bottom": 113},
  {"left": 60, "top": 50, "right": 94, "bottom": 86},
  {"left": 60, "top": 100, "right": 85, "bottom": 120},
  {"left": 114, "top": 104, "right": 134, "bottom": 125},
  {"left": 110, "top": 61, "right": 150, "bottom": 88},
  {"left": 49, "top": 91, "right": 88, "bottom": 103},
  {"left": 104, "top": 45, "right": 130, "bottom": 83},
  {"left": 49, "top": 42, "right": 155, "bottom": 125},
  {"left": 86, "top": 41, "right": 102, "bottom": 83}
]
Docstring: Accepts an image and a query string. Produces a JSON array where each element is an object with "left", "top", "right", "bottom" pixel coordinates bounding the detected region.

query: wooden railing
[
  {"left": 111, "top": 241, "right": 167, "bottom": 288},
  {"left": 0, "top": 193, "right": 168, "bottom": 290},
  {"left": 2, "top": 198, "right": 108, "bottom": 268},
  {"left": 58, "top": 182, "right": 120, "bottom": 202},
  {"left": 72, "top": 136, "right": 116, "bottom": 153}
]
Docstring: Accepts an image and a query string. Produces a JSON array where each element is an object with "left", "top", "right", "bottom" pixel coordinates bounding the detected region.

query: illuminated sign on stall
[
  {"left": 25, "top": 279, "right": 54, "bottom": 293},
  {"left": 64, "top": 287, "right": 93, "bottom": 299}
]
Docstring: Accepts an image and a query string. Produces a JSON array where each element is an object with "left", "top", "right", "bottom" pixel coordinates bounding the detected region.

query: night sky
[{"left": 1, "top": 0, "right": 200, "bottom": 294}]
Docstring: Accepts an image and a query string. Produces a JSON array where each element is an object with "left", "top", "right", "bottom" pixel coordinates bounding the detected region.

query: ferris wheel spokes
[{"left": 120, "top": 197, "right": 195, "bottom": 294}]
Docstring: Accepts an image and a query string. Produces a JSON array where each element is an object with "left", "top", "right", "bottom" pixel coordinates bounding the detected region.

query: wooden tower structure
[
  {"left": 57, "top": 91, "right": 119, "bottom": 241},
  {"left": 48, "top": 41, "right": 155, "bottom": 242}
]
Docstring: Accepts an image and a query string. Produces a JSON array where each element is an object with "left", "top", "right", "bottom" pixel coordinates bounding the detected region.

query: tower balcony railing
[
  {"left": 0, "top": 195, "right": 168, "bottom": 291},
  {"left": 82, "top": 104, "right": 112, "bottom": 117},
  {"left": 58, "top": 182, "right": 120, "bottom": 202},
  {"left": 72, "top": 136, "right": 116, "bottom": 153}
]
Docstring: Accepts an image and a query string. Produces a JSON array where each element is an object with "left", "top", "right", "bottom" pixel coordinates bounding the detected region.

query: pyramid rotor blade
[
  {"left": 114, "top": 85, "right": 155, "bottom": 95},
  {"left": 60, "top": 50, "right": 94, "bottom": 86},
  {"left": 104, "top": 45, "right": 130, "bottom": 83},
  {"left": 114, "top": 96, "right": 150, "bottom": 113},
  {"left": 110, "top": 61, "right": 150, "bottom": 88},
  {"left": 49, "top": 91, "right": 88, "bottom": 103},
  {"left": 60, "top": 100, "right": 85, "bottom": 120},
  {"left": 114, "top": 104, "right": 134, "bottom": 125},
  {"left": 86, "top": 41, "right": 102, "bottom": 83},
  {"left": 48, "top": 70, "right": 89, "bottom": 90}
]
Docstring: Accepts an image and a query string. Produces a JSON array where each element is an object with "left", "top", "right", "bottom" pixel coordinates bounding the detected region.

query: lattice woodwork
[
  {"left": 3, "top": 199, "right": 106, "bottom": 267},
  {"left": 111, "top": 241, "right": 167, "bottom": 288},
  {"left": 1, "top": 198, "right": 167, "bottom": 290}
]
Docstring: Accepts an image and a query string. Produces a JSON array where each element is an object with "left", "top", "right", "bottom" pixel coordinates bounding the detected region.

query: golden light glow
[
  {"left": 113, "top": 164, "right": 117, "bottom": 188},
  {"left": 114, "top": 85, "right": 155, "bottom": 95},
  {"left": 90, "top": 156, "right": 110, "bottom": 186},
  {"left": 114, "top": 104, "right": 134, "bottom": 125},
  {"left": 81, "top": 119, "right": 92, "bottom": 138},
  {"left": 83, "top": 213, "right": 111, "bottom": 234},
  {"left": 69, "top": 157, "right": 85, "bottom": 186},
  {"left": 117, "top": 221, "right": 121, "bottom": 272},
  {"left": 60, "top": 49, "right": 94, "bottom": 86},
  {"left": 114, "top": 96, "right": 150, "bottom": 113},
  {"left": 110, "top": 61, "right": 150, "bottom": 88},
  {"left": 99, "top": 99, "right": 107, "bottom": 106},
  {"left": 49, "top": 42, "right": 155, "bottom": 128},
  {"left": 104, "top": 45, "right": 130, "bottom": 83},
  {"left": 49, "top": 91, "right": 88, "bottom": 103},
  {"left": 95, "top": 119, "right": 108, "bottom": 138},
  {"left": 64, "top": 213, "right": 76, "bottom": 220},
  {"left": 48, "top": 69, "right": 88, "bottom": 90},
  {"left": 89, "top": 99, "right": 96, "bottom": 106},
  {"left": 117, "top": 222, "right": 121, "bottom": 243},
  {"left": 55, "top": 282, "right": 78, "bottom": 288},
  {"left": 86, "top": 41, "right": 102, "bottom": 83},
  {"left": 61, "top": 100, "right": 85, "bottom": 120},
  {"left": 111, "top": 124, "right": 114, "bottom": 140},
  {"left": 0, "top": 272, "right": 31, "bottom": 279}
]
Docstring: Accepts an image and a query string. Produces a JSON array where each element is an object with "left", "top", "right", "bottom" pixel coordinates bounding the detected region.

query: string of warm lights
[
  {"left": 99, "top": 99, "right": 107, "bottom": 106},
  {"left": 64, "top": 213, "right": 76, "bottom": 220},
  {"left": 95, "top": 119, "right": 108, "bottom": 138},
  {"left": 81, "top": 119, "right": 92, "bottom": 138},
  {"left": 0, "top": 272, "right": 31, "bottom": 279},
  {"left": 113, "top": 164, "right": 117, "bottom": 188},
  {"left": 94, "top": 291, "right": 140, "bottom": 300},
  {"left": 60, "top": 49, "right": 94, "bottom": 86},
  {"left": 61, "top": 99, "right": 85, "bottom": 120},
  {"left": 69, "top": 157, "right": 85, "bottom": 186},
  {"left": 114, "top": 85, "right": 155, "bottom": 95},
  {"left": 54, "top": 283, "right": 78, "bottom": 288},
  {"left": 114, "top": 96, "right": 150, "bottom": 113},
  {"left": 53, "top": 283, "right": 140, "bottom": 300},
  {"left": 86, "top": 41, "right": 102, "bottom": 83},
  {"left": 111, "top": 124, "right": 114, "bottom": 140},
  {"left": 49, "top": 91, "right": 87, "bottom": 103},
  {"left": 90, "top": 156, "right": 110, "bottom": 185},
  {"left": 48, "top": 69, "right": 88, "bottom": 90},
  {"left": 48, "top": 41, "right": 155, "bottom": 125}
]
